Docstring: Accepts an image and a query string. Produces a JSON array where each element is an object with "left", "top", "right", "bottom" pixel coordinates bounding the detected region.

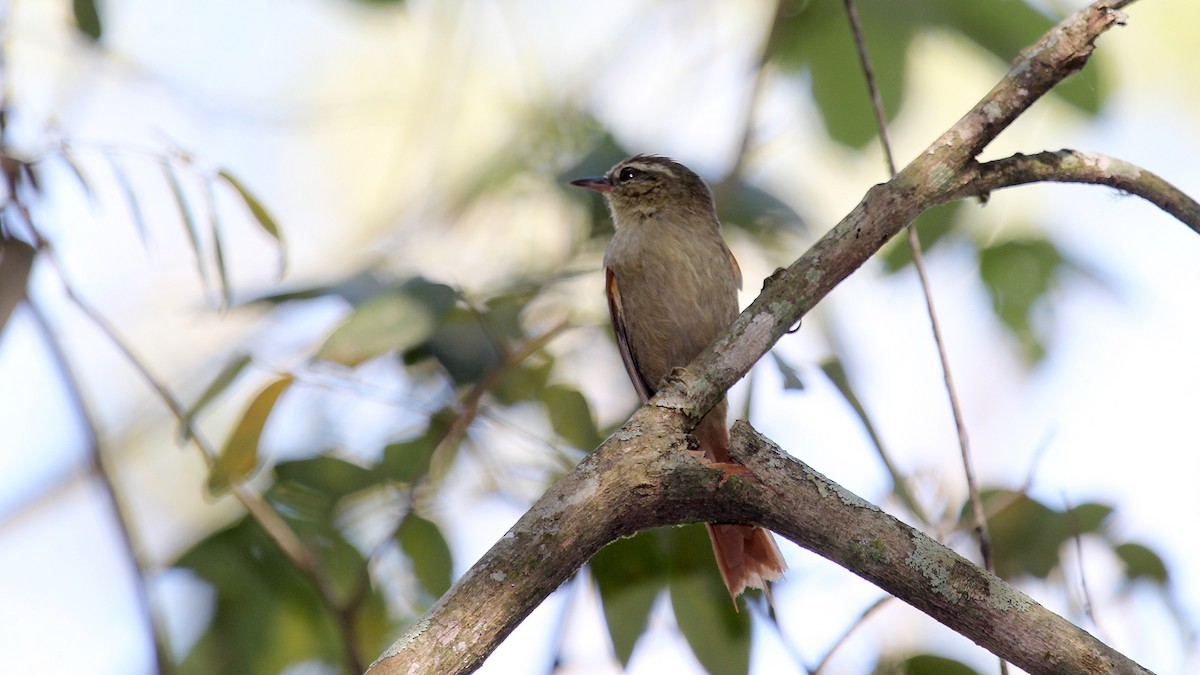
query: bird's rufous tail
[{"left": 696, "top": 404, "right": 787, "bottom": 603}]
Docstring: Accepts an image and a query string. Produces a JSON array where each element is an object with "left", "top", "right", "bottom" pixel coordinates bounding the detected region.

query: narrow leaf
[
  {"left": 208, "top": 376, "right": 292, "bottom": 496},
  {"left": 821, "top": 357, "right": 924, "bottom": 520},
  {"left": 58, "top": 150, "right": 96, "bottom": 208},
  {"left": 179, "top": 352, "right": 253, "bottom": 442},
  {"left": 218, "top": 169, "right": 286, "bottom": 278},
  {"left": 397, "top": 514, "right": 453, "bottom": 597},
  {"left": 105, "top": 155, "right": 150, "bottom": 246},
  {"left": 162, "top": 160, "right": 212, "bottom": 299},
  {"left": 770, "top": 351, "right": 805, "bottom": 390},
  {"left": 203, "top": 178, "right": 232, "bottom": 306}
]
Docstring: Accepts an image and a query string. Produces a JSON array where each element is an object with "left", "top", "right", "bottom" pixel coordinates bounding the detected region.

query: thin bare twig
[
  {"left": 433, "top": 318, "right": 571, "bottom": 476},
  {"left": 25, "top": 298, "right": 173, "bottom": 675},
  {"left": 812, "top": 595, "right": 893, "bottom": 675},
  {"left": 840, "top": 0, "right": 995, "bottom": 586}
]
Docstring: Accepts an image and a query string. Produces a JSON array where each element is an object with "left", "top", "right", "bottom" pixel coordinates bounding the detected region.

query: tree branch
[
  {"left": 369, "top": 412, "right": 1151, "bottom": 675},
  {"left": 955, "top": 150, "right": 1200, "bottom": 234},
  {"left": 369, "top": 1, "right": 1183, "bottom": 673}
]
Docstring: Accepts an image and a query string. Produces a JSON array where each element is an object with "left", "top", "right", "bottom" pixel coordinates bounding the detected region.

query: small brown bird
[{"left": 572, "top": 155, "right": 787, "bottom": 601}]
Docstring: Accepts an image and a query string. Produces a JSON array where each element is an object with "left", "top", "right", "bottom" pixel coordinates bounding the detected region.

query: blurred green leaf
[
  {"left": 978, "top": 237, "right": 1066, "bottom": 362},
  {"left": 714, "top": 176, "right": 806, "bottom": 235},
  {"left": 163, "top": 160, "right": 211, "bottom": 298},
  {"left": 877, "top": 653, "right": 982, "bottom": 675},
  {"left": 316, "top": 291, "right": 435, "bottom": 366},
  {"left": 175, "top": 517, "right": 348, "bottom": 674},
  {"left": 204, "top": 178, "right": 232, "bottom": 306},
  {"left": 767, "top": 0, "right": 1104, "bottom": 148},
  {"left": 180, "top": 352, "right": 253, "bottom": 442},
  {"left": 381, "top": 409, "right": 453, "bottom": 484},
  {"left": 592, "top": 531, "right": 665, "bottom": 666},
  {"left": 542, "top": 384, "right": 602, "bottom": 450},
  {"left": 492, "top": 359, "right": 553, "bottom": 405},
  {"left": 274, "top": 456, "right": 379, "bottom": 503},
  {"left": 397, "top": 514, "right": 454, "bottom": 597},
  {"left": 770, "top": 352, "right": 805, "bottom": 391},
  {"left": 1115, "top": 542, "right": 1169, "bottom": 585},
  {"left": 881, "top": 201, "right": 962, "bottom": 273},
  {"left": 407, "top": 306, "right": 504, "bottom": 385},
  {"left": 561, "top": 132, "right": 629, "bottom": 240},
  {"left": 208, "top": 376, "right": 292, "bottom": 496},
  {"left": 768, "top": 0, "right": 908, "bottom": 147},
  {"left": 381, "top": 437, "right": 434, "bottom": 485},
  {"left": 58, "top": 150, "right": 95, "bottom": 208},
  {"left": 669, "top": 525, "right": 751, "bottom": 675},
  {"left": 105, "top": 155, "right": 149, "bottom": 246},
  {"left": 976, "top": 490, "right": 1112, "bottom": 579},
  {"left": 219, "top": 169, "right": 287, "bottom": 278},
  {"left": 73, "top": 0, "right": 102, "bottom": 41}
]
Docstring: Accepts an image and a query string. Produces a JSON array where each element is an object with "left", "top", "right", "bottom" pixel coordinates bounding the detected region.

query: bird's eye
[{"left": 618, "top": 167, "right": 641, "bottom": 183}]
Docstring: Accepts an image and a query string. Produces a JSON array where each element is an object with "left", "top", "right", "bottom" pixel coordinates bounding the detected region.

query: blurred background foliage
[{"left": 1, "top": 0, "right": 1197, "bottom": 674}]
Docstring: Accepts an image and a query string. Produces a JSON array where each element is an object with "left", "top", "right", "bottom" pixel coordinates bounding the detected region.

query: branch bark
[{"left": 369, "top": 1, "right": 1193, "bottom": 673}]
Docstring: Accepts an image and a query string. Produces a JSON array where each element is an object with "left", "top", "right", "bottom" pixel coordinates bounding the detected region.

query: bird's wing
[
  {"left": 606, "top": 266, "right": 654, "bottom": 403},
  {"left": 727, "top": 247, "right": 743, "bottom": 291}
]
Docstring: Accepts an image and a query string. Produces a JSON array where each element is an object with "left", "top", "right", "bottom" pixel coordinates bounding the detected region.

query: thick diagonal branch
[{"left": 368, "top": 412, "right": 1150, "bottom": 675}]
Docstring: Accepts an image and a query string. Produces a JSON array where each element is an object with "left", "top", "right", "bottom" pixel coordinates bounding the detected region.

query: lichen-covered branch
[
  {"left": 368, "top": 412, "right": 1151, "bottom": 675},
  {"left": 954, "top": 150, "right": 1200, "bottom": 235}
]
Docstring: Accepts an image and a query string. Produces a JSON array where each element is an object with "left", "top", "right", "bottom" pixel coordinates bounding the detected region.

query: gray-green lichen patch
[
  {"left": 985, "top": 574, "right": 1034, "bottom": 612},
  {"left": 849, "top": 538, "right": 889, "bottom": 567},
  {"left": 804, "top": 464, "right": 879, "bottom": 510},
  {"left": 906, "top": 533, "right": 962, "bottom": 603},
  {"left": 369, "top": 616, "right": 430, "bottom": 669},
  {"left": 611, "top": 427, "right": 642, "bottom": 442},
  {"left": 716, "top": 312, "right": 775, "bottom": 376}
]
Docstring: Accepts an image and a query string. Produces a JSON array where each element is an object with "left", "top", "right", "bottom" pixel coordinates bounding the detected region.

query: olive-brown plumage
[{"left": 572, "top": 155, "right": 787, "bottom": 601}]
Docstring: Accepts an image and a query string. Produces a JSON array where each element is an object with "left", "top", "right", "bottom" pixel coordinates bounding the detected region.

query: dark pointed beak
[{"left": 570, "top": 176, "right": 612, "bottom": 193}]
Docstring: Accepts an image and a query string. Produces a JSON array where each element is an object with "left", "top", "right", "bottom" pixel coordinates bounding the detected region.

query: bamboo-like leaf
[
  {"left": 180, "top": 352, "right": 253, "bottom": 442},
  {"left": 105, "top": 154, "right": 149, "bottom": 247},
  {"left": 162, "top": 160, "right": 211, "bottom": 299},
  {"left": 58, "top": 150, "right": 95, "bottom": 208},
  {"left": 770, "top": 351, "right": 805, "bottom": 390},
  {"left": 218, "top": 169, "right": 286, "bottom": 278},
  {"left": 204, "top": 177, "right": 232, "bottom": 306},
  {"left": 207, "top": 376, "right": 292, "bottom": 496}
]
